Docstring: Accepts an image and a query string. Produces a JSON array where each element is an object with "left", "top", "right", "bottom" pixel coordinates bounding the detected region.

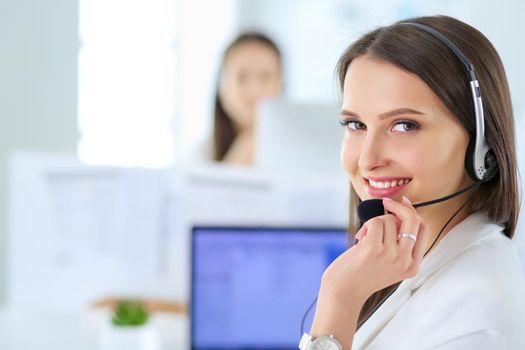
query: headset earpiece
[
  {"left": 465, "top": 138, "right": 498, "bottom": 182},
  {"left": 482, "top": 150, "right": 498, "bottom": 182}
]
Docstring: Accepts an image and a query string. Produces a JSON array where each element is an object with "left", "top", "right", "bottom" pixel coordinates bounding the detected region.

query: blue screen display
[{"left": 191, "top": 227, "right": 348, "bottom": 349}]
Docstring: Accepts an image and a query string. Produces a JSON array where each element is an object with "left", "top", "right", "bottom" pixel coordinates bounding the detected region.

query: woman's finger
[
  {"left": 355, "top": 225, "right": 367, "bottom": 241},
  {"left": 382, "top": 196, "right": 420, "bottom": 254},
  {"left": 382, "top": 213, "right": 398, "bottom": 252},
  {"left": 362, "top": 216, "right": 384, "bottom": 248}
]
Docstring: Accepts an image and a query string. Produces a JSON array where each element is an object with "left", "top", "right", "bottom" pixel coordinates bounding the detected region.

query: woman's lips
[{"left": 364, "top": 178, "right": 411, "bottom": 198}]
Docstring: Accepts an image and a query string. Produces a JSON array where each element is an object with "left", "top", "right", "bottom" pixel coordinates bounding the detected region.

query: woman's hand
[
  {"left": 309, "top": 196, "right": 429, "bottom": 348},
  {"left": 321, "top": 196, "right": 428, "bottom": 304}
]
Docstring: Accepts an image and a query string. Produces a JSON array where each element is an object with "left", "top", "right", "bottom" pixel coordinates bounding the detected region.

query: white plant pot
[{"left": 99, "top": 323, "right": 161, "bottom": 350}]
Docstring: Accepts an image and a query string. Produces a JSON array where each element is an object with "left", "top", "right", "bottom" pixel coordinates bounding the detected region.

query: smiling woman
[{"left": 300, "top": 15, "right": 525, "bottom": 350}]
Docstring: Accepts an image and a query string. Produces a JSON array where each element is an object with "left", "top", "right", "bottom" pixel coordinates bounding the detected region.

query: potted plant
[{"left": 99, "top": 300, "right": 160, "bottom": 350}]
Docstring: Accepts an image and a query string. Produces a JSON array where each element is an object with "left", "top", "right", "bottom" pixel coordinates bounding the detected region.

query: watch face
[{"left": 311, "top": 336, "right": 342, "bottom": 350}]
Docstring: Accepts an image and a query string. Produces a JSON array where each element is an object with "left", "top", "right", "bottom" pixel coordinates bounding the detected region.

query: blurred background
[{"left": 0, "top": 0, "right": 524, "bottom": 349}]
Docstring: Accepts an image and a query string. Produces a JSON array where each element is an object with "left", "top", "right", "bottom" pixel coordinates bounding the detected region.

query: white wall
[{"left": 0, "top": 0, "right": 78, "bottom": 304}]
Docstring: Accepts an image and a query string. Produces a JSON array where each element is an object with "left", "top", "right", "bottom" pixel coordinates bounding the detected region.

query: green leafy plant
[{"left": 112, "top": 300, "right": 149, "bottom": 326}]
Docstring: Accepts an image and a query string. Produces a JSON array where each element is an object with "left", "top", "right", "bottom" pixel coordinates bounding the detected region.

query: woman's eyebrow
[
  {"left": 341, "top": 108, "right": 425, "bottom": 119},
  {"left": 340, "top": 109, "right": 359, "bottom": 118}
]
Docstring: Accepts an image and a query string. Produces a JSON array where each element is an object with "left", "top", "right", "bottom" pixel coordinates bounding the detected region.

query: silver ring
[{"left": 399, "top": 233, "right": 417, "bottom": 242}]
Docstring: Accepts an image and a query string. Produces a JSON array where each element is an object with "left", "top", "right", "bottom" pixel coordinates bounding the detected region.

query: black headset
[{"left": 403, "top": 22, "right": 498, "bottom": 183}]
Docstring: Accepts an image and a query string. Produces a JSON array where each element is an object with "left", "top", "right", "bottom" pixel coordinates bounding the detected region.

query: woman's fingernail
[
  {"left": 382, "top": 197, "right": 392, "bottom": 202},
  {"left": 402, "top": 196, "right": 412, "bottom": 205}
]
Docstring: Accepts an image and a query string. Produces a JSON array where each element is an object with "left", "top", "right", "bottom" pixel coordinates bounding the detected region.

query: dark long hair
[
  {"left": 336, "top": 15, "right": 519, "bottom": 328},
  {"left": 213, "top": 32, "right": 282, "bottom": 161}
]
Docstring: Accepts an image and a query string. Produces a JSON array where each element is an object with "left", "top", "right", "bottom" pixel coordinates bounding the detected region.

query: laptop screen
[{"left": 191, "top": 226, "right": 349, "bottom": 350}]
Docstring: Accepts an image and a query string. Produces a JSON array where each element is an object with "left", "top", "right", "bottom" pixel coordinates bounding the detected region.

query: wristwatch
[{"left": 299, "top": 333, "right": 343, "bottom": 350}]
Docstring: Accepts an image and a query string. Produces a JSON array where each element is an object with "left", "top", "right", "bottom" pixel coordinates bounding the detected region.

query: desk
[{"left": 0, "top": 307, "right": 188, "bottom": 349}]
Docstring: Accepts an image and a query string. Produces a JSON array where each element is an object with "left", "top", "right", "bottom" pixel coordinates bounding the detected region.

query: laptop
[
  {"left": 190, "top": 226, "right": 349, "bottom": 349},
  {"left": 254, "top": 99, "right": 343, "bottom": 176}
]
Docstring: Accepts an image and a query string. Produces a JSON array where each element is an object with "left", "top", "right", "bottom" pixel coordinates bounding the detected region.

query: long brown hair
[
  {"left": 336, "top": 15, "right": 519, "bottom": 327},
  {"left": 213, "top": 32, "right": 282, "bottom": 161}
]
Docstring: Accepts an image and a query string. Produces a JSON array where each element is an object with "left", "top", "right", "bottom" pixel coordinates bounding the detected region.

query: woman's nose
[{"left": 357, "top": 132, "right": 389, "bottom": 171}]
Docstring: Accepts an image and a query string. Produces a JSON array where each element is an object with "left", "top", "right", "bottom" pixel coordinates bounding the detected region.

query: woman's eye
[
  {"left": 340, "top": 120, "right": 366, "bottom": 130},
  {"left": 392, "top": 121, "right": 419, "bottom": 132}
]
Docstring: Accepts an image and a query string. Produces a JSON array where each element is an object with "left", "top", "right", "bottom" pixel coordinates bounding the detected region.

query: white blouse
[{"left": 353, "top": 212, "right": 525, "bottom": 349}]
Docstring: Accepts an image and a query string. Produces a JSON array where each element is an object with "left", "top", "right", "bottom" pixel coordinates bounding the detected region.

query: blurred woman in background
[{"left": 211, "top": 32, "right": 283, "bottom": 165}]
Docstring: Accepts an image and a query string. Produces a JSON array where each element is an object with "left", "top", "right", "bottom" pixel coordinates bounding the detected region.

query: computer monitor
[
  {"left": 190, "top": 226, "right": 350, "bottom": 350},
  {"left": 254, "top": 99, "right": 343, "bottom": 176}
]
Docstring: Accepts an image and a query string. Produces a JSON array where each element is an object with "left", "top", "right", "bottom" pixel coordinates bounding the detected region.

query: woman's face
[
  {"left": 341, "top": 55, "right": 471, "bottom": 205},
  {"left": 219, "top": 41, "right": 282, "bottom": 129}
]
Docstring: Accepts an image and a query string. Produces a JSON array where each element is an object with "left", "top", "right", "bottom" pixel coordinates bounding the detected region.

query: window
[{"left": 78, "top": 0, "right": 178, "bottom": 168}]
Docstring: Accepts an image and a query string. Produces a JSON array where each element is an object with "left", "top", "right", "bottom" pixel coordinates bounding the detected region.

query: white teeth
[{"left": 369, "top": 178, "right": 410, "bottom": 189}]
